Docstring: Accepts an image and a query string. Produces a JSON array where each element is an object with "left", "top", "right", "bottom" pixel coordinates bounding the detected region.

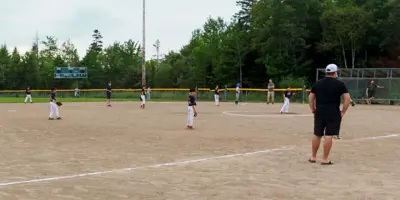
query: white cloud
[{"left": 0, "top": 0, "right": 239, "bottom": 59}]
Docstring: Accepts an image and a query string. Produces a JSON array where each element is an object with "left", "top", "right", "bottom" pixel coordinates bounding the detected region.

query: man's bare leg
[
  {"left": 322, "top": 136, "right": 333, "bottom": 163},
  {"left": 311, "top": 135, "right": 321, "bottom": 161}
]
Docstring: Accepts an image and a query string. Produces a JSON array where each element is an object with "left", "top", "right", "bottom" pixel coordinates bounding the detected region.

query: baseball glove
[
  {"left": 194, "top": 112, "right": 197, "bottom": 117},
  {"left": 56, "top": 102, "right": 63, "bottom": 106}
]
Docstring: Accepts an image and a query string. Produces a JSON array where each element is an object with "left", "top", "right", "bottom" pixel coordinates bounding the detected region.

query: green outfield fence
[
  {"left": 317, "top": 68, "right": 400, "bottom": 105},
  {"left": 0, "top": 87, "right": 312, "bottom": 103}
]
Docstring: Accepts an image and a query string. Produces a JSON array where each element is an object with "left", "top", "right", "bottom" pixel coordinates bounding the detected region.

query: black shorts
[
  {"left": 368, "top": 91, "right": 375, "bottom": 98},
  {"left": 314, "top": 113, "right": 342, "bottom": 137},
  {"left": 106, "top": 93, "right": 111, "bottom": 99}
]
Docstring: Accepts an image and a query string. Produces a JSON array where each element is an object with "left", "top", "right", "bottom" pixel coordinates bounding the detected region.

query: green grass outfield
[{"left": 0, "top": 96, "right": 305, "bottom": 103}]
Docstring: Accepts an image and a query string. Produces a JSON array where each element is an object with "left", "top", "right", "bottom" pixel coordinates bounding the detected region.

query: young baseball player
[
  {"left": 140, "top": 87, "right": 146, "bottom": 109},
  {"left": 49, "top": 88, "right": 61, "bottom": 120},
  {"left": 106, "top": 81, "right": 112, "bottom": 107},
  {"left": 187, "top": 89, "right": 197, "bottom": 129},
  {"left": 24, "top": 87, "right": 32, "bottom": 103},
  {"left": 74, "top": 86, "right": 79, "bottom": 98},
  {"left": 214, "top": 84, "right": 220, "bottom": 106},
  {"left": 235, "top": 83, "right": 240, "bottom": 105},
  {"left": 147, "top": 86, "right": 151, "bottom": 100},
  {"left": 280, "top": 86, "right": 293, "bottom": 114}
]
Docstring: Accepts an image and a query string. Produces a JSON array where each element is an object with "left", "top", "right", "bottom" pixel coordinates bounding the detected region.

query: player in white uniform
[
  {"left": 147, "top": 86, "right": 151, "bottom": 100},
  {"left": 187, "top": 89, "right": 197, "bottom": 129},
  {"left": 140, "top": 87, "right": 146, "bottom": 109},
  {"left": 49, "top": 88, "right": 61, "bottom": 120},
  {"left": 24, "top": 87, "right": 33, "bottom": 103},
  {"left": 214, "top": 85, "right": 220, "bottom": 106},
  {"left": 235, "top": 83, "right": 240, "bottom": 105},
  {"left": 280, "top": 86, "right": 293, "bottom": 114}
]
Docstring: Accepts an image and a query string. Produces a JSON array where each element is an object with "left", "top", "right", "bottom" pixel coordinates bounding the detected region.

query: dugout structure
[{"left": 316, "top": 68, "right": 400, "bottom": 104}]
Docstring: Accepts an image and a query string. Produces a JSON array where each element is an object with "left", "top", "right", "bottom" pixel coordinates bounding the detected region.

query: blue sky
[{"left": 0, "top": 0, "right": 239, "bottom": 59}]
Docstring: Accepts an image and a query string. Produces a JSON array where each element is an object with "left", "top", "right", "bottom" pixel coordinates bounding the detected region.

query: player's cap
[
  {"left": 325, "top": 64, "right": 338, "bottom": 72},
  {"left": 189, "top": 88, "right": 195, "bottom": 92},
  {"left": 236, "top": 83, "right": 241, "bottom": 87}
]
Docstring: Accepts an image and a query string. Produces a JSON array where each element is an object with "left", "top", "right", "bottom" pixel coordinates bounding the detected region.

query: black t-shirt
[
  {"left": 311, "top": 77, "right": 348, "bottom": 115},
  {"left": 26, "top": 89, "right": 31, "bottom": 95},
  {"left": 188, "top": 95, "right": 196, "bottom": 106},
  {"left": 368, "top": 83, "right": 377, "bottom": 93},
  {"left": 106, "top": 85, "right": 112, "bottom": 94},
  {"left": 215, "top": 88, "right": 219, "bottom": 95},
  {"left": 50, "top": 92, "right": 56, "bottom": 102},
  {"left": 284, "top": 89, "right": 292, "bottom": 99},
  {"left": 141, "top": 89, "right": 145, "bottom": 96}
]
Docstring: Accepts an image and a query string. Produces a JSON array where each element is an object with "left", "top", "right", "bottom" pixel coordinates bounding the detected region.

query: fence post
[
  {"left": 195, "top": 86, "right": 198, "bottom": 101},
  {"left": 224, "top": 85, "right": 227, "bottom": 102}
]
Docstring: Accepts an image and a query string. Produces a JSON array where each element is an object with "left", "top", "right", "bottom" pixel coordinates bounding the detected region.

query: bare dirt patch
[{"left": 0, "top": 102, "right": 399, "bottom": 199}]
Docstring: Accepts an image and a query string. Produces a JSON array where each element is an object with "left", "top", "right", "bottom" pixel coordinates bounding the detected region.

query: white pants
[
  {"left": 24, "top": 95, "right": 32, "bottom": 102},
  {"left": 187, "top": 106, "right": 194, "bottom": 126},
  {"left": 147, "top": 92, "right": 150, "bottom": 100},
  {"left": 280, "top": 97, "right": 290, "bottom": 113},
  {"left": 236, "top": 92, "right": 240, "bottom": 101},
  {"left": 141, "top": 95, "right": 146, "bottom": 105},
  {"left": 49, "top": 102, "right": 59, "bottom": 118},
  {"left": 214, "top": 94, "right": 219, "bottom": 105}
]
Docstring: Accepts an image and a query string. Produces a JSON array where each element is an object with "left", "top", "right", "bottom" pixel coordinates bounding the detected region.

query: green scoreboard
[{"left": 54, "top": 67, "right": 88, "bottom": 79}]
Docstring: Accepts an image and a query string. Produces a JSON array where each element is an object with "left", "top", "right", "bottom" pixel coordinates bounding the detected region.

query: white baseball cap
[{"left": 325, "top": 64, "right": 338, "bottom": 72}]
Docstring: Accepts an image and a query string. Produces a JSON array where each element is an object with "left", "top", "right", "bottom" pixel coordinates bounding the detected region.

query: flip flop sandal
[
  {"left": 321, "top": 161, "right": 333, "bottom": 165},
  {"left": 308, "top": 159, "right": 316, "bottom": 163}
]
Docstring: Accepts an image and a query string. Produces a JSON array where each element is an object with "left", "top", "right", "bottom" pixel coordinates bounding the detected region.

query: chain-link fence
[{"left": 316, "top": 68, "right": 400, "bottom": 104}]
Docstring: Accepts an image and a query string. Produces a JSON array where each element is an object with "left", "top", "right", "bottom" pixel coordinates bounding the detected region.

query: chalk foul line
[
  {"left": 222, "top": 111, "right": 313, "bottom": 117},
  {"left": 0, "top": 133, "right": 398, "bottom": 187},
  {"left": 0, "top": 146, "right": 293, "bottom": 187}
]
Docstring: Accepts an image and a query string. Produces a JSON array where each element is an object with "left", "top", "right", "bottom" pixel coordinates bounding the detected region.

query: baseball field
[{"left": 0, "top": 101, "right": 399, "bottom": 199}]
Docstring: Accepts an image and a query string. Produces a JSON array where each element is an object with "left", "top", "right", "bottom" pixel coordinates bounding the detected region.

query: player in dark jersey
[
  {"left": 106, "top": 81, "right": 112, "bottom": 107},
  {"left": 140, "top": 86, "right": 146, "bottom": 109},
  {"left": 49, "top": 88, "right": 61, "bottom": 120},
  {"left": 24, "top": 87, "right": 32, "bottom": 103},
  {"left": 214, "top": 84, "right": 220, "bottom": 106},
  {"left": 280, "top": 86, "right": 293, "bottom": 114},
  {"left": 187, "top": 89, "right": 197, "bottom": 129}
]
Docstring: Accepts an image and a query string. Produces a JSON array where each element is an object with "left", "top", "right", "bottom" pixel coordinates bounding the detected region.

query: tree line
[{"left": 0, "top": 0, "right": 399, "bottom": 90}]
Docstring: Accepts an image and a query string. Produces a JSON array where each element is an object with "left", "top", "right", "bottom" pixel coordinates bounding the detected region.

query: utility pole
[
  {"left": 153, "top": 39, "right": 160, "bottom": 64},
  {"left": 141, "top": 0, "right": 146, "bottom": 86},
  {"left": 35, "top": 31, "right": 40, "bottom": 66},
  {"left": 236, "top": 36, "right": 242, "bottom": 86},
  {"left": 35, "top": 32, "right": 39, "bottom": 55}
]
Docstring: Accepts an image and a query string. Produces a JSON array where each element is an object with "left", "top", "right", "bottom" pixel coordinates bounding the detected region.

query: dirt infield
[{"left": 0, "top": 101, "right": 399, "bottom": 199}]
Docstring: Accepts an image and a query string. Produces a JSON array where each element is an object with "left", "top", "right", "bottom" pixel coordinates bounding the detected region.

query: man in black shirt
[
  {"left": 187, "top": 89, "right": 197, "bottom": 129},
  {"left": 106, "top": 81, "right": 112, "bottom": 107},
  {"left": 24, "top": 87, "right": 32, "bottom": 103},
  {"left": 308, "top": 64, "right": 350, "bottom": 165},
  {"left": 49, "top": 88, "right": 61, "bottom": 120},
  {"left": 214, "top": 84, "right": 220, "bottom": 106},
  {"left": 366, "top": 80, "right": 384, "bottom": 104}
]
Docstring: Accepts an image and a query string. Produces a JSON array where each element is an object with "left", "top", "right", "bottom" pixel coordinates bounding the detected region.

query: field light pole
[{"left": 141, "top": 0, "right": 146, "bottom": 86}]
